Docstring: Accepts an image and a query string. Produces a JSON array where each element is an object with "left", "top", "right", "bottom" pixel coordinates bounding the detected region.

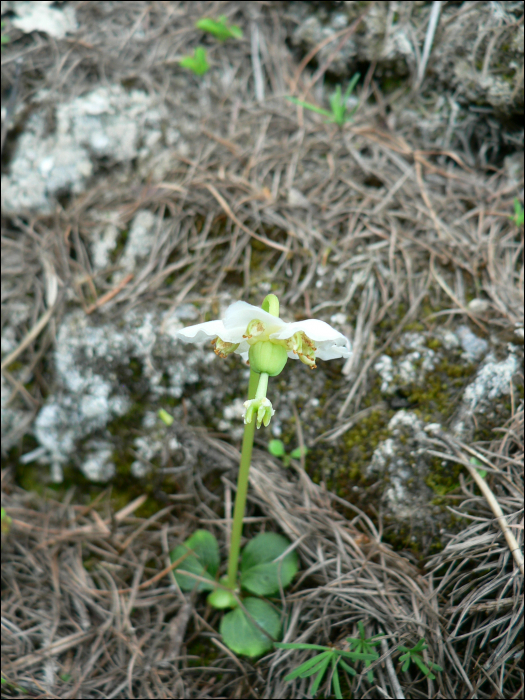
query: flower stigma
[{"left": 243, "top": 372, "right": 275, "bottom": 429}]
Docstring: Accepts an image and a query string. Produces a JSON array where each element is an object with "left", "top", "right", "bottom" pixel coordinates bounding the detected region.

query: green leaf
[
  {"left": 286, "top": 74, "right": 361, "bottom": 126},
  {"left": 343, "top": 73, "right": 361, "bottom": 101},
  {"left": 286, "top": 96, "right": 332, "bottom": 118},
  {"left": 396, "top": 638, "right": 441, "bottom": 679},
  {"left": 221, "top": 597, "right": 281, "bottom": 657},
  {"left": 512, "top": 198, "right": 524, "bottom": 226},
  {"left": 179, "top": 46, "right": 209, "bottom": 75},
  {"left": 283, "top": 651, "right": 331, "bottom": 681},
  {"left": 240, "top": 532, "right": 299, "bottom": 596},
  {"left": 338, "top": 658, "right": 357, "bottom": 676},
  {"left": 169, "top": 529, "right": 219, "bottom": 591},
  {"left": 309, "top": 653, "right": 332, "bottom": 696},
  {"left": 207, "top": 576, "right": 238, "bottom": 609},
  {"left": 413, "top": 655, "right": 435, "bottom": 679},
  {"left": 195, "top": 15, "right": 243, "bottom": 41},
  {"left": 289, "top": 446, "right": 308, "bottom": 459},
  {"left": 275, "top": 642, "right": 333, "bottom": 651},
  {"left": 158, "top": 408, "right": 174, "bottom": 426},
  {"left": 1, "top": 20, "right": 10, "bottom": 47},
  {"left": 332, "top": 656, "right": 343, "bottom": 699},
  {"left": 337, "top": 649, "right": 378, "bottom": 662},
  {"left": 1, "top": 507, "right": 12, "bottom": 535},
  {"left": 469, "top": 457, "right": 487, "bottom": 479},
  {"left": 268, "top": 439, "right": 286, "bottom": 457},
  {"left": 329, "top": 84, "right": 345, "bottom": 124},
  {"left": 298, "top": 652, "right": 333, "bottom": 678}
]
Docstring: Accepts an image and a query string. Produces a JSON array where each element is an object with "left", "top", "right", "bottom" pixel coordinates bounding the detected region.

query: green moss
[
  {"left": 426, "top": 337, "right": 442, "bottom": 351},
  {"left": 382, "top": 523, "right": 421, "bottom": 555},
  {"left": 304, "top": 371, "right": 393, "bottom": 505},
  {"left": 407, "top": 355, "right": 477, "bottom": 424},
  {"left": 425, "top": 457, "right": 462, "bottom": 497},
  {"left": 186, "top": 636, "right": 221, "bottom": 668},
  {"left": 404, "top": 321, "right": 425, "bottom": 332},
  {"left": 287, "top": 307, "right": 489, "bottom": 555}
]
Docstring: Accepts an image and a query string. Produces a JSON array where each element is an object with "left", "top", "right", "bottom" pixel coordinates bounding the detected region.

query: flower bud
[{"left": 248, "top": 340, "right": 288, "bottom": 376}]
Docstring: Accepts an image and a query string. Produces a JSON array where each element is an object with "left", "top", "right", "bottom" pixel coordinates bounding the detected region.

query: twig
[
  {"left": 1, "top": 297, "right": 61, "bottom": 371},
  {"left": 440, "top": 434, "right": 524, "bottom": 576},
  {"left": 415, "top": 2, "right": 442, "bottom": 90},
  {"left": 381, "top": 637, "right": 405, "bottom": 699},
  {"left": 203, "top": 183, "right": 290, "bottom": 253},
  {"left": 251, "top": 21, "right": 265, "bottom": 102},
  {"left": 84, "top": 273, "right": 134, "bottom": 314}
]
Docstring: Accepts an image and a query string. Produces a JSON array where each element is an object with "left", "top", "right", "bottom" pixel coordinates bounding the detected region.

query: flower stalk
[
  {"left": 226, "top": 368, "right": 258, "bottom": 589},
  {"left": 226, "top": 295, "right": 280, "bottom": 590},
  {"left": 227, "top": 294, "right": 279, "bottom": 590}
]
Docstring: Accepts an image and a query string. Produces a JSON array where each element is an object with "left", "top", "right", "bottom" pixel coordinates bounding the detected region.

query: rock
[
  {"left": 29, "top": 302, "right": 246, "bottom": 482},
  {"left": 364, "top": 328, "right": 521, "bottom": 539},
  {"left": 2, "top": 85, "right": 167, "bottom": 214}
]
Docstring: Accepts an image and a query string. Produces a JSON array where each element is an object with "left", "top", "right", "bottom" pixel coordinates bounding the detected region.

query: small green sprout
[
  {"left": 397, "top": 638, "right": 443, "bottom": 680},
  {"left": 275, "top": 638, "right": 378, "bottom": 699},
  {"left": 511, "top": 198, "right": 524, "bottom": 227},
  {"left": 345, "top": 621, "right": 383, "bottom": 682},
  {"left": 1, "top": 507, "right": 12, "bottom": 536},
  {"left": 158, "top": 408, "right": 174, "bottom": 426},
  {"left": 470, "top": 456, "right": 487, "bottom": 479},
  {"left": 179, "top": 46, "right": 209, "bottom": 76},
  {"left": 195, "top": 15, "right": 243, "bottom": 41},
  {"left": 287, "top": 73, "right": 361, "bottom": 126},
  {"left": 1, "top": 21, "right": 10, "bottom": 49},
  {"left": 268, "top": 439, "right": 308, "bottom": 467}
]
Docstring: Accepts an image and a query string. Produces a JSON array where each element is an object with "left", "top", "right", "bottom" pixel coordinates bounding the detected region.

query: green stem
[
  {"left": 226, "top": 368, "right": 258, "bottom": 589},
  {"left": 226, "top": 295, "right": 280, "bottom": 591},
  {"left": 254, "top": 372, "right": 269, "bottom": 400}
]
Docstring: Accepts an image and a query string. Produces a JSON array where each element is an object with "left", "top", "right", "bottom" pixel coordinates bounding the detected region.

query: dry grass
[
  {"left": 1, "top": 414, "right": 522, "bottom": 697},
  {"left": 1, "top": 2, "right": 523, "bottom": 697}
]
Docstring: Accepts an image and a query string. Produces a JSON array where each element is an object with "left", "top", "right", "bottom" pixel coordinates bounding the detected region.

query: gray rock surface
[
  {"left": 368, "top": 327, "right": 521, "bottom": 528},
  {"left": 2, "top": 85, "right": 168, "bottom": 214}
]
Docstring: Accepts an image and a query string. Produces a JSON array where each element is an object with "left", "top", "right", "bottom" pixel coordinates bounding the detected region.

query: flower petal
[
  {"left": 270, "top": 319, "right": 351, "bottom": 361},
  {"left": 223, "top": 301, "right": 287, "bottom": 339},
  {"left": 270, "top": 319, "right": 342, "bottom": 341},
  {"left": 177, "top": 320, "right": 225, "bottom": 343},
  {"left": 316, "top": 343, "right": 352, "bottom": 360}
]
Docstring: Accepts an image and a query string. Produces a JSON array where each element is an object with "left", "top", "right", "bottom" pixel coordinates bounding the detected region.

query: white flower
[{"left": 177, "top": 301, "right": 351, "bottom": 369}]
